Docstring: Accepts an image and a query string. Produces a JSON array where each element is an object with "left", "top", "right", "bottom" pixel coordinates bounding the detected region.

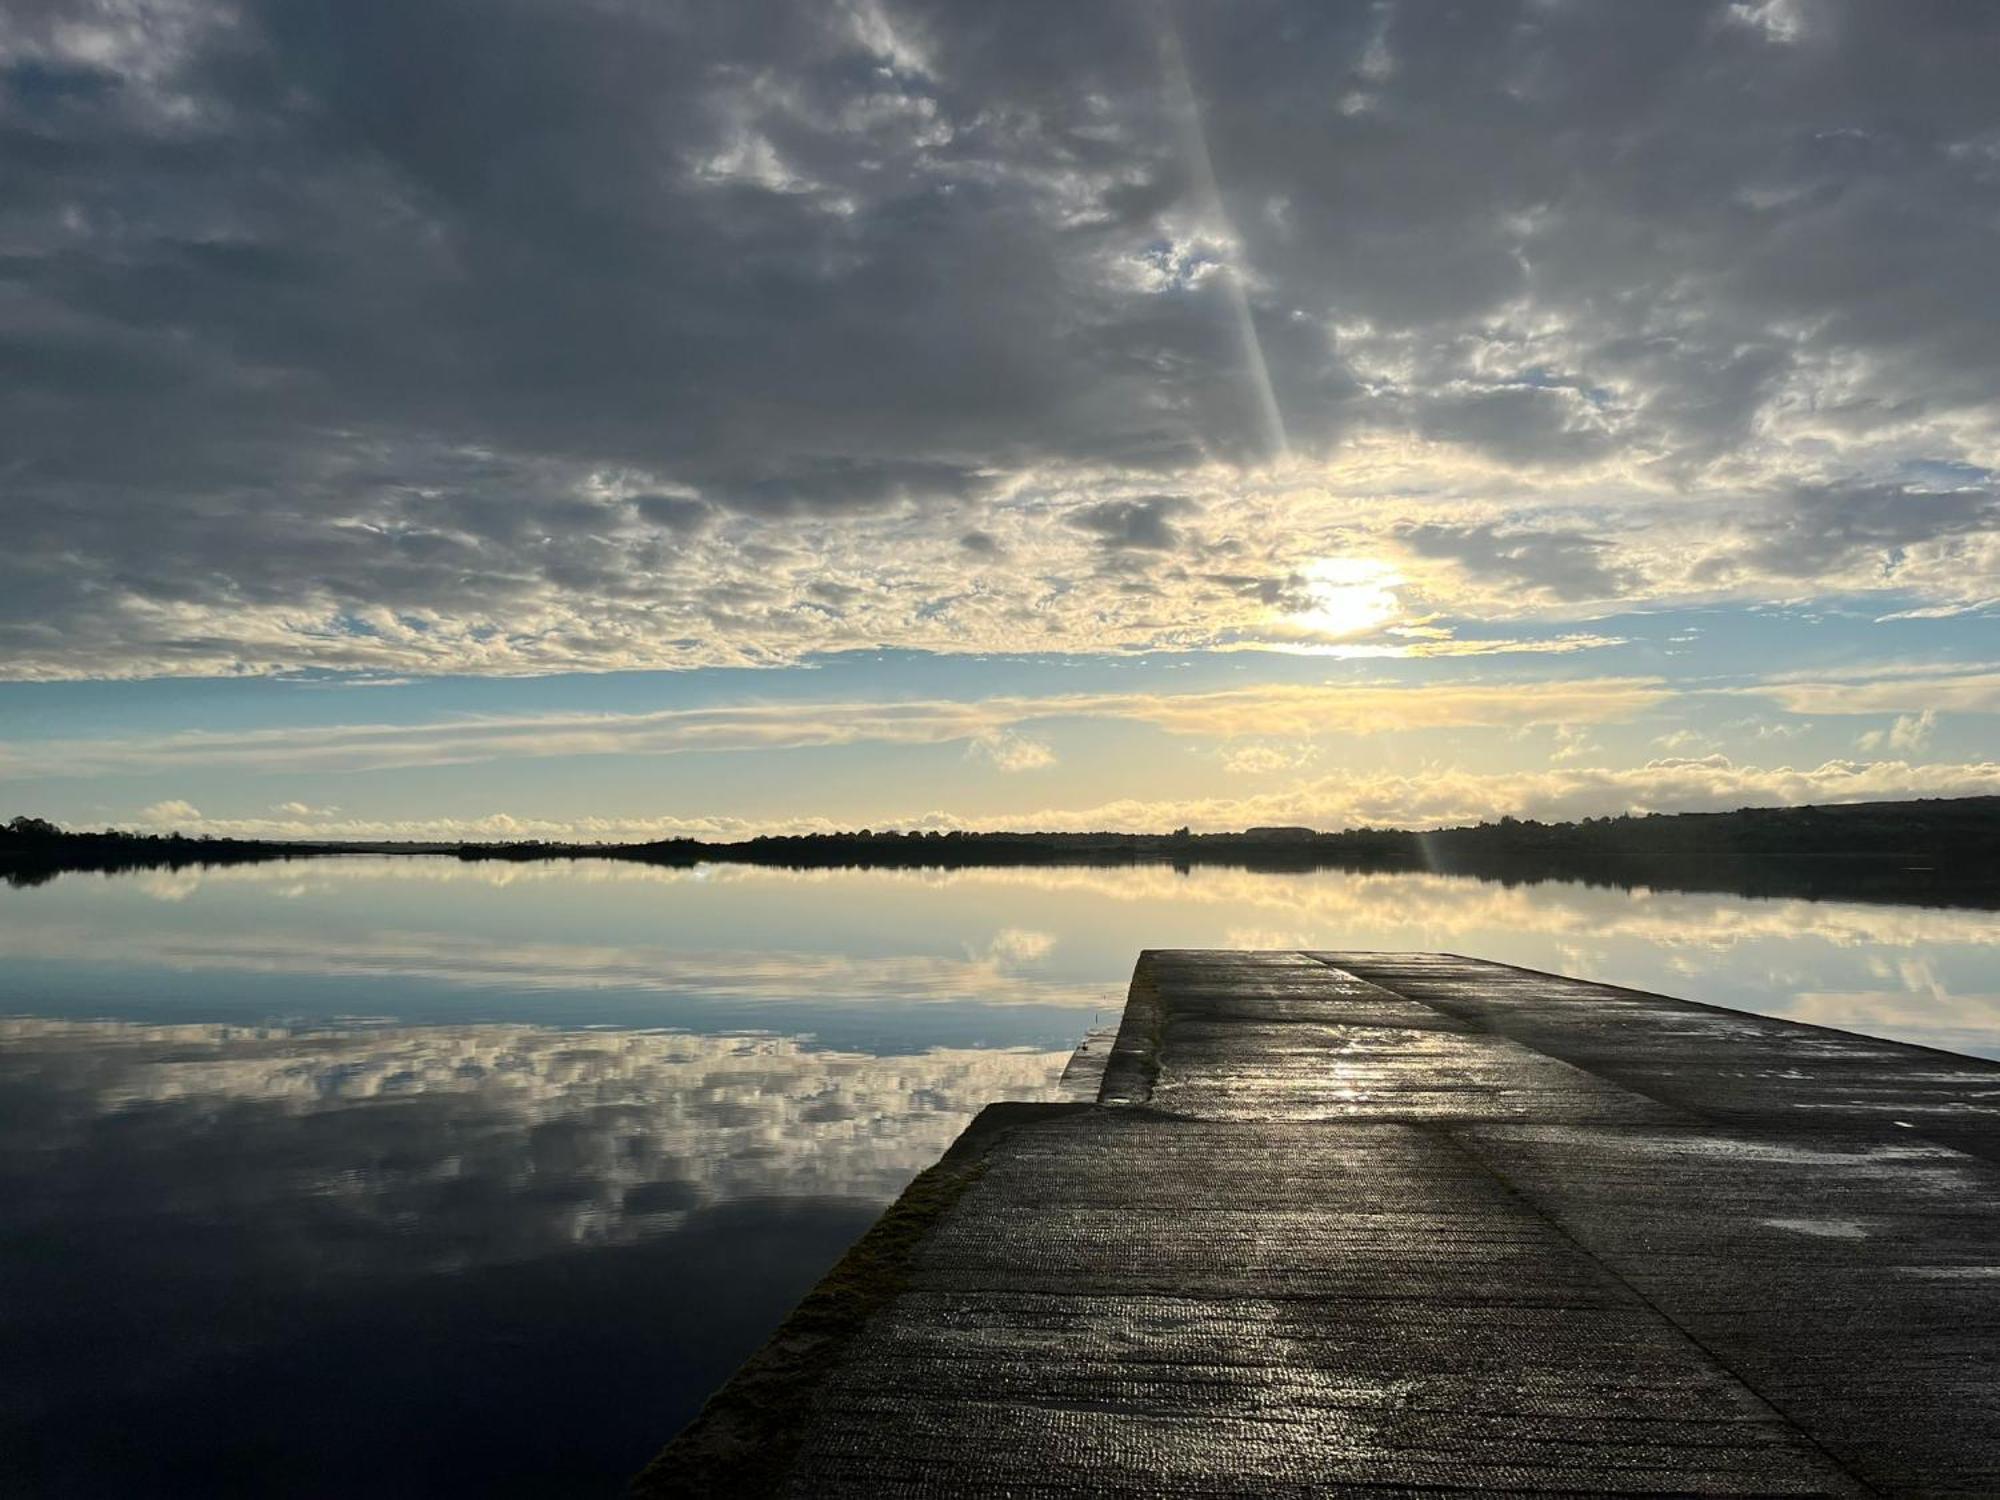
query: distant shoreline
[{"left": 5, "top": 796, "right": 1998, "bottom": 910}]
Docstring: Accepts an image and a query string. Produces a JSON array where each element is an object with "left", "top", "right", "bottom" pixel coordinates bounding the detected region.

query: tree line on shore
[{"left": 5, "top": 798, "right": 1997, "bottom": 905}]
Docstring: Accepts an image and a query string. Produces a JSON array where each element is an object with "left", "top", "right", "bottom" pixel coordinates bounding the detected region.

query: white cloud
[
  {"left": 109, "top": 755, "right": 2000, "bottom": 841},
  {"left": 137, "top": 798, "right": 202, "bottom": 825},
  {"left": 1891, "top": 709, "right": 1939, "bottom": 752},
  {"left": 1652, "top": 728, "right": 1715, "bottom": 753},
  {"left": 1726, "top": 0, "right": 1808, "bottom": 44},
  {"left": 1, "top": 676, "right": 1671, "bottom": 780},
  {"left": 1756, "top": 667, "right": 2000, "bottom": 717},
  {"left": 1858, "top": 709, "right": 1939, "bottom": 753},
  {"left": 1752, "top": 721, "right": 1812, "bottom": 742},
  {"left": 1220, "top": 741, "right": 1318, "bottom": 776},
  {"left": 1550, "top": 724, "right": 1603, "bottom": 763},
  {"left": 967, "top": 731, "right": 1057, "bottom": 773},
  {"left": 966, "top": 756, "right": 2000, "bottom": 834}
]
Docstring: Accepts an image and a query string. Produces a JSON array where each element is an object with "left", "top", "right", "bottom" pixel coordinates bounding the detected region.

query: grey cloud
[
  {"left": 706, "top": 458, "right": 993, "bottom": 518},
  {"left": 1723, "top": 483, "right": 2000, "bottom": 581},
  {"left": 1411, "top": 384, "right": 1617, "bottom": 468},
  {"left": 1398, "top": 522, "right": 1638, "bottom": 604},
  {"left": 1066, "top": 495, "right": 1195, "bottom": 551},
  {"left": 1, "top": 0, "right": 1997, "bottom": 676},
  {"left": 631, "top": 495, "right": 715, "bottom": 535}
]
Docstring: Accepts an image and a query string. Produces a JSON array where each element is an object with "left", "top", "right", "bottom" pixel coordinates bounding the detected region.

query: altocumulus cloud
[{"left": 0, "top": 0, "right": 1995, "bottom": 679}]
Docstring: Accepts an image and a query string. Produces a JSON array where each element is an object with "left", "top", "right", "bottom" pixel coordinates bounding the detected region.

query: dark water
[{"left": 3, "top": 858, "right": 1998, "bottom": 1495}]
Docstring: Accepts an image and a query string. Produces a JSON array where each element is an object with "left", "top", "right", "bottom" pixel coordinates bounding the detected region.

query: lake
[{"left": 4, "top": 856, "right": 1998, "bottom": 1495}]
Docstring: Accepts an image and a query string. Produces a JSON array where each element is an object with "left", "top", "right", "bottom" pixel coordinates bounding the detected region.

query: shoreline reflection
[{"left": 4, "top": 856, "right": 1997, "bottom": 1055}]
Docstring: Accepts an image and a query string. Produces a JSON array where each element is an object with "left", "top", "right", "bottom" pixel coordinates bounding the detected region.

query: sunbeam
[{"left": 1158, "top": 14, "right": 1290, "bottom": 465}]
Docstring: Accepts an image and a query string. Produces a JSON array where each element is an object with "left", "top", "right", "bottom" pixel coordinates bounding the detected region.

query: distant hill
[{"left": 5, "top": 798, "right": 1998, "bottom": 908}]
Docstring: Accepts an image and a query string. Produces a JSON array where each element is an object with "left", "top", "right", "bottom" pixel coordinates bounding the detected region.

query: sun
[{"left": 1290, "top": 558, "right": 1403, "bottom": 639}]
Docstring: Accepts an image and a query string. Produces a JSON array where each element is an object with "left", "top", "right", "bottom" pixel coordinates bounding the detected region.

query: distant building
[{"left": 1242, "top": 826, "right": 1318, "bottom": 840}]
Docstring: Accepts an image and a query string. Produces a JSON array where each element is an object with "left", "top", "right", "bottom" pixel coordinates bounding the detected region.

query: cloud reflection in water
[
  {"left": 0, "top": 1015, "right": 1068, "bottom": 1494},
  {"left": 0, "top": 1018, "right": 1070, "bottom": 1267}
]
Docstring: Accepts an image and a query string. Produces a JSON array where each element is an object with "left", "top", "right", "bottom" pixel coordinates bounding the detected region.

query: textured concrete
[{"left": 642, "top": 951, "right": 2000, "bottom": 1496}]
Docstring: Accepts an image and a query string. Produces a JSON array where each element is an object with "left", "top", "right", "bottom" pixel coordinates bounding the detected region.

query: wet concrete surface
[{"left": 643, "top": 951, "right": 2000, "bottom": 1496}]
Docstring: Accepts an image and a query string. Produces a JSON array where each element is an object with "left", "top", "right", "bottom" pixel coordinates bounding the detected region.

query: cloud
[
  {"left": 1065, "top": 496, "right": 1196, "bottom": 552},
  {"left": 963, "top": 755, "right": 2000, "bottom": 834},
  {"left": 104, "top": 754, "right": 2000, "bottom": 841},
  {"left": 869, "top": 757, "right": 1996, "bottom": 835},
  {"left": 1890, "top": 709, "right": 1939, "bottom": 752},
  {"left": 137, "top": 798, "right": 201, "bottom": 824},
  {"left": 1396, "top": 522, "right": 1636, "bottom": 605},
  {"left": 1549, "top": 724, "right": 1603, "bottom": 763},
  {"left": 1756, "top": 667, "right": 2000, "bottom": 716},
  {"left": 1, "top": 1, "right": 1995, "bottom": 678},
  {"left": 1859, "top": 709, "right": 1938, "bottom": 753},
  {"left": 1652, "top": 728, "right": 1716, "bottom": 754},
  {"left": 1715, "top": 484, "right": 2000, "bottom": 587},
  {"left": 1220, "top": 741, "right": 1318, "bottom": 776},
  {"left": 629, "top": 495, "right": 714, "bottom": 535},
  {"left": 0, "top": 676, "right": 1672, "bottom": 779},
  {"left": 966, "top": 731, "right": 1057, "bottom": 773},
  {"left": 1749, "top": 720, "right": 1812, "bottom": 742}
]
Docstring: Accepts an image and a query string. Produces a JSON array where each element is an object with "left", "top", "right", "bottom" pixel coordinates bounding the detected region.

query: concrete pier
[{"left": 638, "top": 951, "right": 2000, "bottom": 1496}]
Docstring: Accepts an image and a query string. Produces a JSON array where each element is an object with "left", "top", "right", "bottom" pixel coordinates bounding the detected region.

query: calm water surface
[{"left": 4, "top": 857, "right": 1998, "bottom": 1495}]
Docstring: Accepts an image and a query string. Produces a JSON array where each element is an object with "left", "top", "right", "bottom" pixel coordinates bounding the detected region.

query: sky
[{"left": 1, "top": 0, "right": 1996, "bottom": 838}]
